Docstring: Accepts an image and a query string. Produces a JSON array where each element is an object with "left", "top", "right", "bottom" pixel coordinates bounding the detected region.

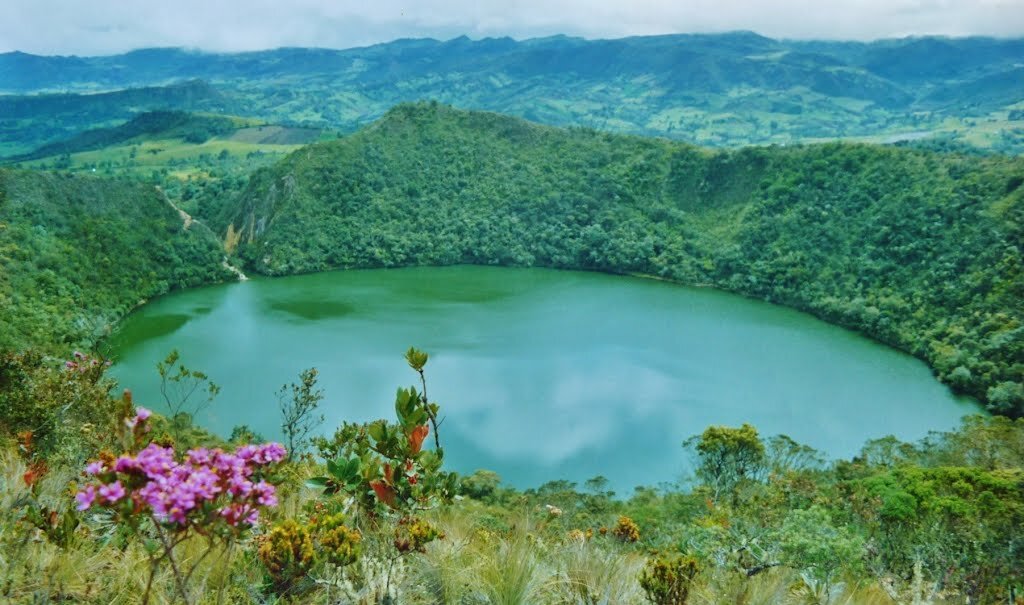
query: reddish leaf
[
  {"left": 409, "top": 424, "right": 429, "bottom": 455},
  {"left": 370, "top": 480, "right": 398, "bottom": 509}
]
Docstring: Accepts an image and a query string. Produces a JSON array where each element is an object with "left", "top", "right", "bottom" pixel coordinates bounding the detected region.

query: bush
[
  {"left": 639, "top": 553, "right": 700, "bottom": 605},
  {"left": 259, "top": 519, "right": 316, "bottom": 594}
]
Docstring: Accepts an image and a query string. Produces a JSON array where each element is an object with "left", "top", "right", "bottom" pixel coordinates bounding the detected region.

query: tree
[
  {"left": 766, "top": 434, "right": 824, "bottom": 474},
  {"left": 684, "top": 423, "right": 766, "bottom": 501},
  {"left": 461, "top": 469, "right": 502, "bottom": 501},
  {"left": 156, "top": 349, "right": 219, "bottom": 443},
  {"left": 278, "top": 367, "right": 324, "bottom": 461},
  {"left": 778, "top": 506, "right": 864, "bottom": 605}
]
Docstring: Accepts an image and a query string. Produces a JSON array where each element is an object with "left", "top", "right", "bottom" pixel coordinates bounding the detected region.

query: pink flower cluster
[
  {"left": 64, "top": 350, "right": 111, "bottom": 372},
  {"left": 77, "top": 440, "right": 286, "bottom": 528}
]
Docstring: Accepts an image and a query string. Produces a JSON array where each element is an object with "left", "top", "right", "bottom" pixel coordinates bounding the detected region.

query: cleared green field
[
  {"left": 227, "top": 125, "right": 322, "bottom": 145},
  {"left": 23, "top": 137, "right": 304, "bottom": 178}
]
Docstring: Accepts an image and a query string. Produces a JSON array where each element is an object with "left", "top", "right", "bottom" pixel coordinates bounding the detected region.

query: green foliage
[
  {"left": 0, "top": 168, "right": 233, "bottom": 354},
  {"left": 0, "top": 81, "right": 224, "bottom": 156},
  {"left": 0, "top": 350, "right": 118, "bottom": 461},
  {"left": 309, "top": 348, "right": 458, "bottom": 517},
  {"left": 853, "top": 465, "right": 1024, "bottom": 602},
  {"left": 777, "top": 506, "right": 864, "bottom": 602},
  {"left": 460, "top": 469, "right": 503, "bottom": 501},
  {"left": 0, "top": 364, "right": 1021, "bottom": 604},
  {"left": 852, "top": 414, "right": 1024, "bottom": 470},
  {"left": 156, "top": 349, "right": 220, "bottom": 444},
  {"left": 229, "top": 424, "right": 265, "bottom": 444},
  {"left": 685, "top": 423, "right": 767, "bottom": 501},
  {"left": 4, "top": 36, "right": 1024, "bottom": 153},
  {"left": 6, "top": 110, "right": 237, "bottom": 163},
  {"left": 223, "top": 104, "right": 1024, "bottom": 416},
  {"left": 277, "top": 367, "right": 324, "bottom": 460}
]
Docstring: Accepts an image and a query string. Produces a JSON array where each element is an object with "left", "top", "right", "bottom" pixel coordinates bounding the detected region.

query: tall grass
[
  {"left": 473, "top": 532, "right": 549, "bottom": 605},
  {"left": 405, "top": 513, "right": 480, "bottom": 604},
  {"left": 557, "top": 536, "right": 644, "bottom": 605}
]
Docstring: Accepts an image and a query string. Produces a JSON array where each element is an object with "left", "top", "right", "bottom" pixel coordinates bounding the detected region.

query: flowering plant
[
  {"left": 309, "top": 347, "right": 458, "bottom": 514},
  {"left": 76, "top": 435, "right": 285, "bottom": 529},
  {"left": 75, "top": 403, "right": 286, "bottom": 604},
  {"left": 307, "top": 348, "right": 456, "bottom": 603}
]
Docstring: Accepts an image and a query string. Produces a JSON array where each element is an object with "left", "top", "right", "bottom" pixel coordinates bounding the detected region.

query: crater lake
[{"left": 105, "top": 266, "right": 978, "bottom": 493}]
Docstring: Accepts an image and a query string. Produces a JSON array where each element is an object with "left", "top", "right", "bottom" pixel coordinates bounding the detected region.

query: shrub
[
  {"left": 639, "top": 553, "right": 700, "bottom": 605},
  {"left": 613, "top": 515, "right": 641, "bottom": 543},
  {"left": 314, "top": 512, "right": 362, "bottom": 567},
  {"left": 258, "top": 519, "right": 316, "bottom": 593},
  {"left": 0, "top": 350, "right": 118, "bottom": 461}
]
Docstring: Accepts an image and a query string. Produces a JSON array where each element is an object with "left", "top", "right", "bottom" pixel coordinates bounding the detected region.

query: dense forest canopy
[
  {"left": 0, "top": 168, "right": 232, "bottom": 352},
  {"left": 221, "top": 103, "right": 1024, "bottom": 416}
]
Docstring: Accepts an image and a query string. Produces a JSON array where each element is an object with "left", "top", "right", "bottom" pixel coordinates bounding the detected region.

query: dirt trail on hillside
[{"left": 155, "top": 185, "right": 248, "bottom": 281}]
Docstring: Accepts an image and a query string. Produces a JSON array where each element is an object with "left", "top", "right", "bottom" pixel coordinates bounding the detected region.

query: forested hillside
[
  {"left": 0, "top": 169, "right": 233, "bottom": 352},
  {"left": 221, "top": 103, "right": 1024, "bottom": 415}
]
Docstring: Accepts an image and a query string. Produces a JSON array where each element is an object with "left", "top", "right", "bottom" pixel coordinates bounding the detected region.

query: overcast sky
[{"left": 3, "top": 0, "right": 1024, "bottom": 56}]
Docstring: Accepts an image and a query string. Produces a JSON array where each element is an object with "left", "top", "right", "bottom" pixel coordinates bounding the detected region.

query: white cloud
[{"left": 1, "top": 0, "right": 1022, "bottom": 55}]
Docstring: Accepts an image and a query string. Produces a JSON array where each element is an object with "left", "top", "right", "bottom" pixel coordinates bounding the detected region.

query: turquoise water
[{"left": 106, "top": 266, "right": 978, "bottom": 493}]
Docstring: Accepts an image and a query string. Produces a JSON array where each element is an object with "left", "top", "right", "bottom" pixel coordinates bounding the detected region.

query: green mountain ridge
[
  {"left": 220, "top": 102, "right": 1024, "bottom": 416},
  {"left": 2, "top": 33, "right": 1022, "bottom": 154}
]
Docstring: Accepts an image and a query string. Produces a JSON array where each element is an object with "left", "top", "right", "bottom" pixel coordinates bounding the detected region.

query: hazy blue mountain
[{"left": 1, "top": 33, "right": 1022, "bottom": 152}]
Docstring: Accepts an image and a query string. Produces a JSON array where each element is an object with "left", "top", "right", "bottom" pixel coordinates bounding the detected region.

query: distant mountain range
[{"left": 1, "top": 32, "right": 1022, "bottom": 153}]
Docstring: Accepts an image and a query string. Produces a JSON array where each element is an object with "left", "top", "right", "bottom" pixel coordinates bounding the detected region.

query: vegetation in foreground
[
  {"left": 224, "top": 103, "right": 1024, "bottom": 416},
  {"left": 1, "top": 347, "right": 1022, "bottom": 604}
]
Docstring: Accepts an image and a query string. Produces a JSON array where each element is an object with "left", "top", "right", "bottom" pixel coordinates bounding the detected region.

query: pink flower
[
  {"left": 219, "top": 503, "right": 260, "bottom": 527},
  {"left": 186, "top": 448, "right": 211, "bottom": 466},
  {"left": 256, "top": 443, "right": 287, "bottom": 463},
  {"left": 76, "top": 441, "right": 281, "bottom": 529},
  {"left": 135, "top": 407, "right": 152, "bottom": 421},
  {"left": 98, "top": 481, "right": 126, "bottom": 504},
  {"left": 136, "top": 444, "right": 174, "bottom": 477},
  {"left": 227, "top": 474, "right": 254, "bottom": 497},
  {"left": 114, "top": 455, "right": 138, "bottom": 473},
  {"left": 252, "top": 481, "right": 277, "bottom": 507},
  {"left": 75, "top": 485, "right": 96, "bottom": 510},
  {"left": 234, "top": 445, "right": 256, "bottom": 461}
]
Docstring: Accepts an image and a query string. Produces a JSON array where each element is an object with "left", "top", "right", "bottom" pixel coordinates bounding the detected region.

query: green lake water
[{"left": 106, "top": 266, "right": 978, "bottom": 493}]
